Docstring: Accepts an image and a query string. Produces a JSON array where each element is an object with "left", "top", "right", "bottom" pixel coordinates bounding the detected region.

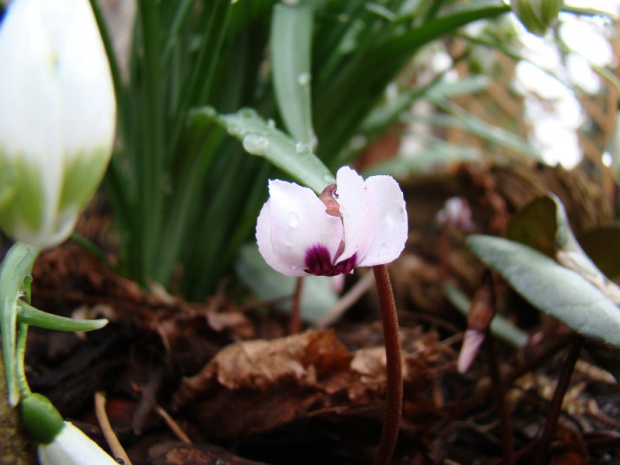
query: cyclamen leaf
[
  {"left": 506, "top": 195, "right": 557, "bottom": 257},
  {"left": 467, "top": 235, "right": 620, "bottom": 347},
  {"left": 550, "top": 194, "right": 620, "bottom": 305}
]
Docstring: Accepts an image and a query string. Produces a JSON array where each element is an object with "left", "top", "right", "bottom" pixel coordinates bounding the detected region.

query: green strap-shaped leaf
[
  {"left": 192, "top": 106, "right": 334, "bottom": 194},
  {"left": 16, "top": 301, "right": 108, "bottom": 332},
  {"left": 468, "top": 234, "right": 620, "bottom": 347},
  {"left": 271, "top": 2, "right": 315, "bottom": 146},
  {"left": 0, "top": 243, "right": 39, "bottom": 405}
]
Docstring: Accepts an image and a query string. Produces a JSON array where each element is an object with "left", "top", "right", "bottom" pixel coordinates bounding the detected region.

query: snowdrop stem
[
  {"left": 15, "top": 323, "right": 31, "bottom": 399},
  {"left": 372, "top": 264, "right": 402, "bottom": 465}
]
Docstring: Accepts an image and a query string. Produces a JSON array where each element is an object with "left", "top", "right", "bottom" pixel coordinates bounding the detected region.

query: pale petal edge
[
  {"left": 256, "top": 199, "right": 309, "bottom": 277},
  {"left": 334, "top": 166, "right": 374, "bottom": 264},
  {"left": 357, "top": 174, "right": 408, "bottom": 267}
]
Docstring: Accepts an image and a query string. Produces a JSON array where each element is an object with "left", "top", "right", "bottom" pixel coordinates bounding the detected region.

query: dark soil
[{"left": 10, "top": 162, "right": 620, "bottom": 465}]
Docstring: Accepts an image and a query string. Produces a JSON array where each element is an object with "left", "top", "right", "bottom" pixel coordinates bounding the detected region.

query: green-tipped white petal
[
  {"left": 0, "top": 0, "right": 116, "bottom": 249},
  {"left": 38, "top": 422, "right": 118, "bottom": 465}
]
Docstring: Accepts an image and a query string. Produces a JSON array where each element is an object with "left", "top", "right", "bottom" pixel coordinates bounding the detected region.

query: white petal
[
  {"left": 0, "top": 0, "right": 115, "bottom": 249},
  {"left": 357, "top": 175, "right": 408, "bottom": 267},
  {"left": 38, "top": 422, "right": 118, "bottom": 465},
  {"left": 39, "top": 0, "right": 116, "bottom": 160},
  {"left": 256, "top": 201, "right": 300, "bottom": 276},
  {"left": 257, "top": 180, "right": 343, "bottom": 276},
  {"left": 335, "top": 166, "right": 374, "bottom": 263},
  {"left": 0, "top": 0, "right": 64, "bottom": 224}
]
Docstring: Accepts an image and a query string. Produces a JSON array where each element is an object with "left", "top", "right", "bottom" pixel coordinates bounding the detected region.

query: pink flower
[
  {"left": 256, "top": 166, "right": 408, "bottom": 277},
  {"left": 436, "top": 196, "right": 474, "bottom": 232}
]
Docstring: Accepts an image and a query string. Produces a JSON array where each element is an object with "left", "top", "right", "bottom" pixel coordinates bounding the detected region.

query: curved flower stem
[
  {"left": 289, "top": 277, "right": 304, "bottom": 334},
  {"left": 534, "top": 334, "right": 583, "bottom": 465},
  {"left": 372, "top": 265, "right": 402, "bottom": 465},
  {"left": 483, "top": 330, "right": 514, "bottom": 464}
]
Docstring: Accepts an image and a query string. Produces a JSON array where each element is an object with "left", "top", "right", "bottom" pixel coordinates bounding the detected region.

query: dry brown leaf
[
  {"left": 172, "top": 329, "right": 442, "bottom": 438},
  {"left": 174, "top": 330, "right": 351, "bottom": 403},
  {"left": 172, "top": 331, "right": 371, "bottom": 437},
  {"left": 149, "top": 442, "right": 269, "bottom": 465}
]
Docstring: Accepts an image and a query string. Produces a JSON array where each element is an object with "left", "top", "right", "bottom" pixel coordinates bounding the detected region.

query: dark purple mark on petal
[{"left": 304, "top": 244, "right": 357, "bottom": 276}]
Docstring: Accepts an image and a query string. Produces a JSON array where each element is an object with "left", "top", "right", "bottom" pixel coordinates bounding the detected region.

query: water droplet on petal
[
  {"left": 387, "top": 206, "right": 405, "bottom": 226},
  {"left": 242, "top": 134, "right": 269, "bottom": 156},
  {"left": 288, "top": 212, "right": 299, "bottom": 228},
  {"left": 295, "top": 142, "right": 309, "bottom": 153},
  {"left": 297, "top": 72, "right": 311, "bottom": 86},
  {"left": 267, "top": 119, "right": 276, "bottom": 130}
]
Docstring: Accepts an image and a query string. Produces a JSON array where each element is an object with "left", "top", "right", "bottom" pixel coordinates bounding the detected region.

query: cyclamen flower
[
  {"left": 256, "top": 166, "right": 408, "bottom": 277},
  {"left": 436, "top": 196, "right": 474, "bottom": 232}
]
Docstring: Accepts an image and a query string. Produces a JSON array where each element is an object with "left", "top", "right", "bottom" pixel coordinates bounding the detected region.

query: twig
[
  {"left": 316, "top": 271, "right": 375, "bottom": 328},
  {"left": 132, "top": 368, "right": 163, "bottom": 435},
  {"left": 94, "top": 391, "right": 132, "bottom": 465},
  {"left": 155, "top": 405, "right": 192, "bottom": 444},
  {"left": 372, "top": 264, "right": 403, "bottom": 465}
]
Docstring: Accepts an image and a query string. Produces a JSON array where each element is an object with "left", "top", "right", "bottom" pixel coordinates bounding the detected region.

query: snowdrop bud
[
  {"left": 21, "top": 393, "right": 118, "bottom": 465},
  {"left": 0, "top": 0, "right": 116, "bottom": 249},
  {"left": 511, "top": 0, "right": 563, "bottom": 36}
]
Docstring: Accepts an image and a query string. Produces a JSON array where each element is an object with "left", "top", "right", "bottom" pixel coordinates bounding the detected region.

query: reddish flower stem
[
  {"left": 439, "top": 224, "right": 450, "bottom": 284},
  {"left": 534, "top": 334, "right": 583, "bottom": 465},
  {"left": 372, "top": 264, "right": 403, "bottom": 465},
  {"left": 289, "top": 277, "right": 304, "bottom": 334},
  {"left": 483, "top": 330, "right": 514, "bottom": 465}
]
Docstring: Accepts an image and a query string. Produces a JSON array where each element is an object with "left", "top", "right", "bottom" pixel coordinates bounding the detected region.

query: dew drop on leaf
[
  {"left": 295, "top": 142, "right": 309, "bottom": 154},
  {"left": 242, "top": 134, "right": 269, "bottom": 156},
  {"left": 297, "top": 72, "right": 311, "bottom": 86}
]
